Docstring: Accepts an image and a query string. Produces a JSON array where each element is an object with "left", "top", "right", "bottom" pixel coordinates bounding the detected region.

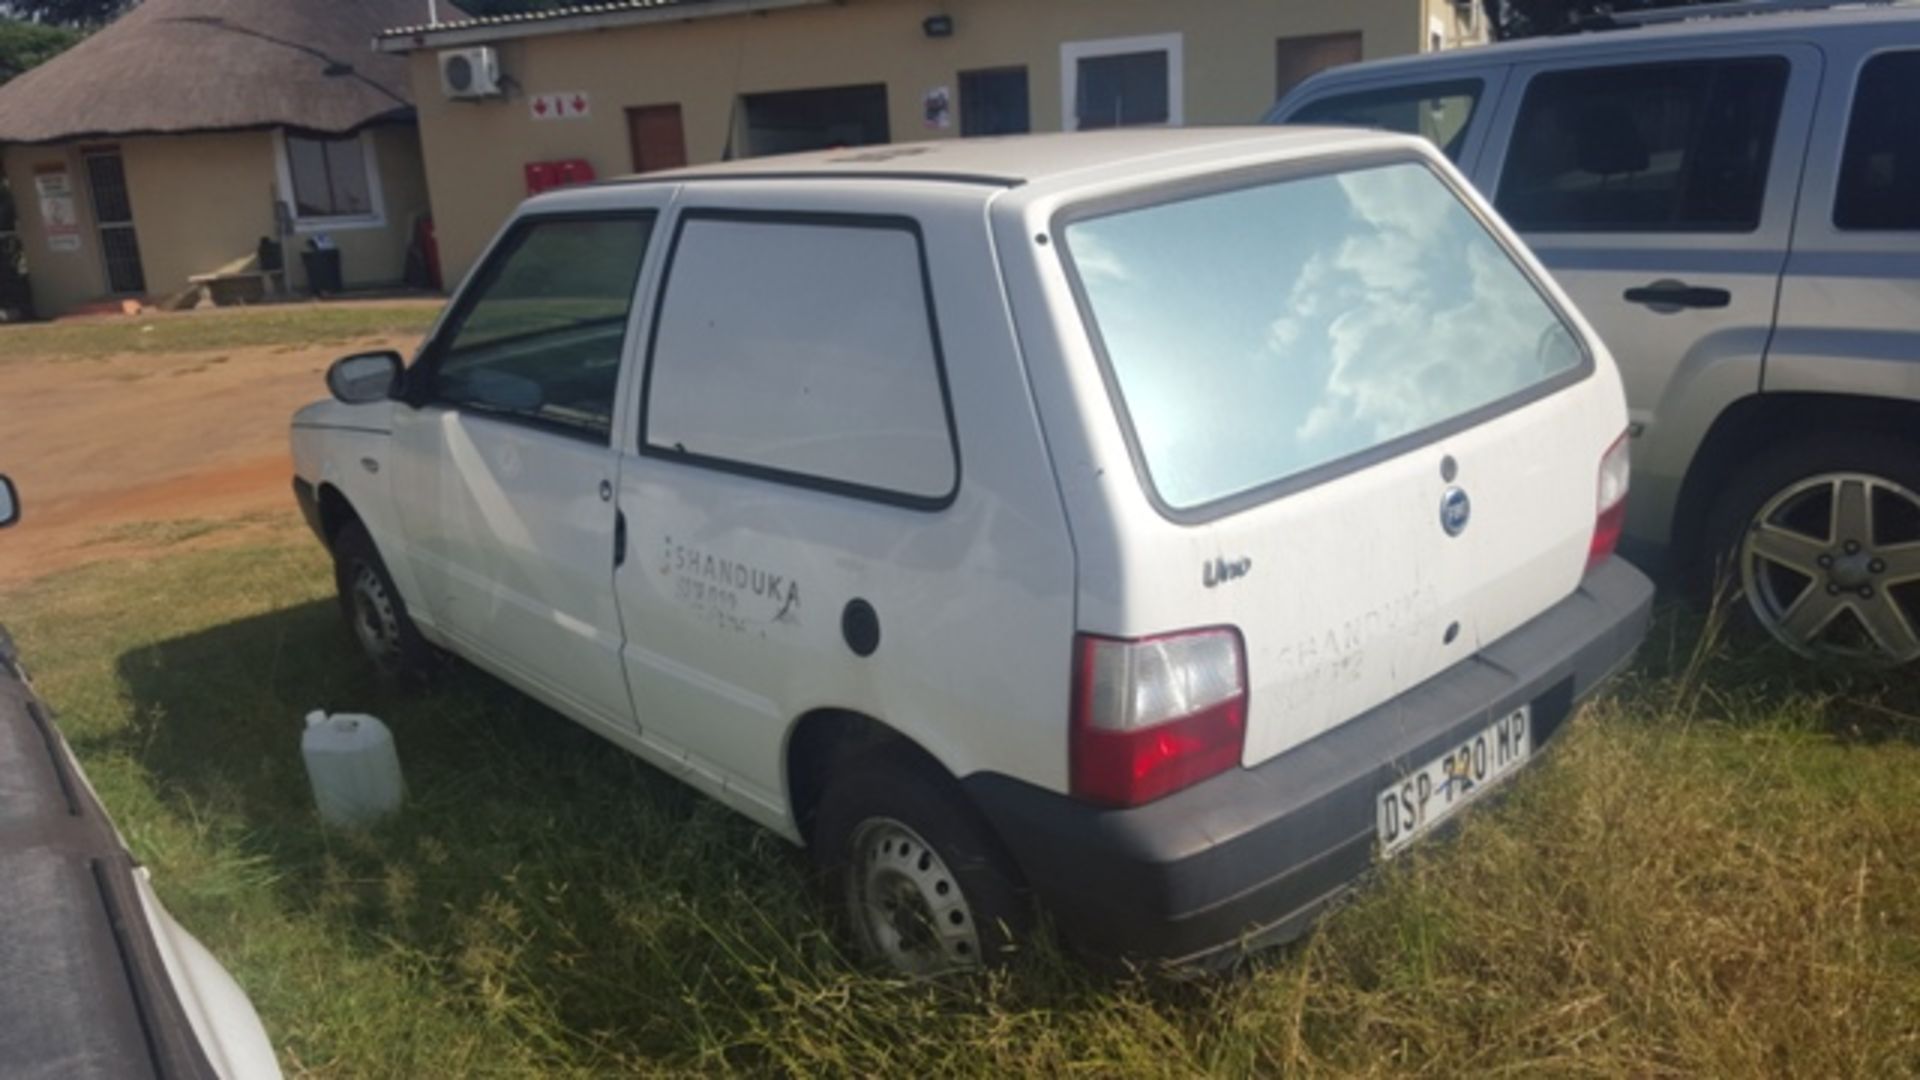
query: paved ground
[{"left": 0, "top": 331, "right": 423, "bottom": 585}]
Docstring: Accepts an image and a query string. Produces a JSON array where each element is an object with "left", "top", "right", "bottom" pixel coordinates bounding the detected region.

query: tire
[
  {"left": 332, "top": 521, "right": 437, "bottom": 683},
  {"left": 1699, "top": 433, "right": 1920, "bottom": 668},
  {"left": 811, "top": 745, "right": 1031, "bottom": 975}
]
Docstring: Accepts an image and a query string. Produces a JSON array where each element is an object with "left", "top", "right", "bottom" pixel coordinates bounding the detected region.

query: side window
[
  {"left": 1835, "top": 51, "right": 1920, "bottom": 231},
  {"left": 427, "top": 215, "right": 654, "bottom": 440},
  {"left": 1496, "top": 58, "right": 1789, "bottom": 233},
  {"left": 1288, "top": 79, "right": 1484, "bottom": 162},
  {"left": 644, "top": 213, "right": 958, "bottom": 508}
]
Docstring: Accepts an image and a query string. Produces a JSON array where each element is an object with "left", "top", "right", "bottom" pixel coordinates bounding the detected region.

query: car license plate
[{"left": 1377, "top": 706, "right": 1531, "bottom": 858}]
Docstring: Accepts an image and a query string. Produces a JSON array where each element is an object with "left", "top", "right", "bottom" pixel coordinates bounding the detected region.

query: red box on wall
[
  {"left": 523, "top": 161, "right": 558, "bottom": 195},
  {"left": 524, "top": 158, "right": 596, "bottom": 196}
]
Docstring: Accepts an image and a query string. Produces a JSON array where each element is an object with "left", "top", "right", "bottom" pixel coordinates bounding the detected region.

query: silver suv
[{"left": 1269, "top": 3, "right": 1920, "bottom": 667}]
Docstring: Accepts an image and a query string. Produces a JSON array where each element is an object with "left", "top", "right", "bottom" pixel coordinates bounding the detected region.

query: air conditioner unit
[{"left": 439, "top": 47, "right": 503, "bottom": 100}]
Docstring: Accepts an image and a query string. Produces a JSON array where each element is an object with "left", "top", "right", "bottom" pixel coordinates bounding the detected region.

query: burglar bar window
[
  {"left": 1075, "top": 51, "right": 1169, "bottom": 129},
  {"left": 286, "top": 133, "right": 375, "bottom": 220},
  {"left": 1062, "top": 34, "right": 1184, "bottom": 132}
]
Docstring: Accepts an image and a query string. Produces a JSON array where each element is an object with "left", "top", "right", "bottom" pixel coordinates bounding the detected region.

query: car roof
[
  {"left": 559, "top": 127, "right": 1397, "bottom": 195},
  {"left": 1283, "top": 3, "right": 1919, "bottom": 90}
]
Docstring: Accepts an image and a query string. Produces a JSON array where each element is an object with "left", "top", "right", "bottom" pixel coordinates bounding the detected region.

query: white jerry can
[{"left": 302, "top": 711, "right": 405, "bottom": 827}]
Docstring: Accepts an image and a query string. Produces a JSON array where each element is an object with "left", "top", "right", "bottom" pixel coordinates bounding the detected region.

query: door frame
[
  {"left": 1060, "top": 32, "right": 1185, "bottom": 131},
  {"left": 625, "top": 103, "right": 689, "bottom": 175},
  {"left": 79, "top": 146, "right": 146, "bottom": 296}
]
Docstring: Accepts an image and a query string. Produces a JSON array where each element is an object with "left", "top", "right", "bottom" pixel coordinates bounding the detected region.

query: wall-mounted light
[{"left": 923, "top": 15, "right": 954, "bottom": 38}]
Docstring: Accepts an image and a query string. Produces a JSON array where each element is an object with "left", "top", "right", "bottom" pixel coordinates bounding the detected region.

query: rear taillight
[
  {"left": 1589, "top": 431, "right": 1631, "bottom": 571},
  {"left": 1070, "top": 627, "right": 1247, "bottom": 808}
]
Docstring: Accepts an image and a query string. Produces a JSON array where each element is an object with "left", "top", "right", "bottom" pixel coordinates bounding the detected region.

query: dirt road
[{"left": 0, "top": 333, "right": 423, "bottom": 585}]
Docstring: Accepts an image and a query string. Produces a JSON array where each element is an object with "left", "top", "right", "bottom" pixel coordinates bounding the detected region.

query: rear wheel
[
  {"left": 811, "top": 747, "right": 1030, "bottom": 975},
  {"left": 332, "top": 521, "right": 436, "bottom": 683},
  {"left": 1702, "top": 435, "right": 1920, "bottom": 668}
]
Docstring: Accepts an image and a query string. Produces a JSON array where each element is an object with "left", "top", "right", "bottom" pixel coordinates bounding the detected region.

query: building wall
[
  {"left": 1423, "top": 0, "right": 1492, "bottom": 51},
  {"left": 406, "top": 0, "right": 1433, "bottom": 285},
  {"left": 123, "top": 130, "right": 280, "bottom": 304},
  {"left": 2, "top": 124, "right": 431, "bottom": 317},
  {"left": 4, "top": 141, "right": 113, "bottom": 317}
]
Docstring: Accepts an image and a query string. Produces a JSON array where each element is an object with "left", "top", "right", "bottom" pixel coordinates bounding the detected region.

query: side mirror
[
  {"left": 0, "top": 475, "right": 18, "bottom": 528},
  {"left": 326, "top": 351, "right": 403, "bottom": 405}
]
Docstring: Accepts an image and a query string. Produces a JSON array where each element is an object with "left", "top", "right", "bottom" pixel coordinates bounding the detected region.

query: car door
[
  {"left": 1772, "top": 42, "right": 1920, "bottom": 399},
  {"left": 1476, "top": 44, "right": 1821, "bottom": 549},
  {"left": 389, "top": 209, "right": 659, "bottom": 736},
  {"left": 610, "top": 198, "right": 974, "bottom": 826}
]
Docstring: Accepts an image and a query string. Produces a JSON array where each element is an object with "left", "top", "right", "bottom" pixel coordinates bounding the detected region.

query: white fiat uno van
[{"left": 292, "top": 129, "right": 1653, "bottom": 974}]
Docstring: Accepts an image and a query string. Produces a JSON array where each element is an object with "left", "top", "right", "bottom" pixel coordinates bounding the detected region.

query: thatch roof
[{"left": 0, "top": 0, "right": 442, "bottom": 145}]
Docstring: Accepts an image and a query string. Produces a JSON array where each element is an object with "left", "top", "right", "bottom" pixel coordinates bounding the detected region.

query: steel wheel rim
[
  {"left": 1739, "top": 471, "right": 1920, "bottom": 666},
  {"left": 349, "top": 563, "right": 404, "bottom": 667},
  {"left": 846, "top": 817, "right": 980, "bottom": 975}
]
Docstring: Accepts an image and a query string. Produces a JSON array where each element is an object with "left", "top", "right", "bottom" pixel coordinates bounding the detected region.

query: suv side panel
[
  {"left": 1770, "top": 38, "right": 1920, "bottom": 409},
  {"left": 1473, "top": 41, "right": 1823, "bottom": 550}
]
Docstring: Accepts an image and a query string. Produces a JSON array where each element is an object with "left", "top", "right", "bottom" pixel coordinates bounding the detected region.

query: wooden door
[
  {"left": 1276, "top": 31, "right": 1363, "bottom": 101},
  {"left": 627, "top": 105, "right": 688, "bottom": 174}
]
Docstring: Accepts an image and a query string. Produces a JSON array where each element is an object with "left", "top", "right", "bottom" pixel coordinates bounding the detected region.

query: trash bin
[{"left": 302, "top": 246, "right": 343, "bottom": 297}]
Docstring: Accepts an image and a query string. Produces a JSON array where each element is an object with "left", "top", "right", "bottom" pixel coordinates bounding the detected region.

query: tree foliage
[
  {"left": 0, "top": 16, "right": 78, "bottom": 80},
  {"left": 1485, "top": 0, "right": 1724, "bottom": 39},
  {"left": 1, "top": 0, "right": 128, "bottom": 27},
  {"left": 448, "top": 0, "right": 571, "bottom": 15}
]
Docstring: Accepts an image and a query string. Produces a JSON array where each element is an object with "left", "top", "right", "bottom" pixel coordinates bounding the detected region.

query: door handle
[
  {"left": 1623, "top": 280, "right": 1732, "bottom": 310},
  {"left": 614, "top": 510, "right": 627, "bottom": 569}
]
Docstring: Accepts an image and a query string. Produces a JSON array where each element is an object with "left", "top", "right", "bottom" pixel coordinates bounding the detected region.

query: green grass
[
  {"left": 3, "top": 535, "right": 1917, "bottom": 1076},
  {"left": 0, "top": 304, "right": 440, "bottom": 362}
]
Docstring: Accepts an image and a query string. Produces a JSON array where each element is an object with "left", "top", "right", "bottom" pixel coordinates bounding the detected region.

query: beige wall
[
  {"left": 408, "top": 0, "right": 1432, "bottom": 285},
  {"left": 1423, "top": 0, "right": 1492, "bottom": 51},
  {"left": 2, "top": 123, "right": 431, "bottom": 318},
  {"left": 125, "top": 131, "right": 279, "bottom": 305},
  {"left": 5, "top": 140, "right": 116, "bottom": 317}
]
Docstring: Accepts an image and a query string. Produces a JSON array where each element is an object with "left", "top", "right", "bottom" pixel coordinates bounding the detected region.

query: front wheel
[
  {"left": 332, "top": 521, "right": 437, "bottom": 683},
  {"left": 811, "top": 747, "right": 1030, "bottom": 975},
  {"left": 1702, "top": 435, "right": 1920, "bottom": 668}
]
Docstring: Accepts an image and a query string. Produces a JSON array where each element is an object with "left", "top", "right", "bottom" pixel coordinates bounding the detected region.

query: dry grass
[
  {"left": 3, "top": 529, "right": 1916, "bottom": 1077},
  {"left": 0, "top": 303, "right": 439, "bottom": 363}
]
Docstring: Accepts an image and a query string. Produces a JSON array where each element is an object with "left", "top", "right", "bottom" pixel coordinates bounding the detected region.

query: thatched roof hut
[
  {"left": 0, "top": 0, "right": 432, "bottom": 144},
  {"left": 0, "top": 0, "right": 447, "bottom": 316}
]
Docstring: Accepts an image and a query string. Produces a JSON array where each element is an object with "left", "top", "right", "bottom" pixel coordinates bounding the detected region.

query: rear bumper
[{"left": 964, "top": 557, "right": 1655, "bottom": 967}]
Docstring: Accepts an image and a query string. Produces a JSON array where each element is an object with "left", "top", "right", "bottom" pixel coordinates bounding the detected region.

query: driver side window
[{"left": 427, "top": 214, "right": 655, "bottom": 441}]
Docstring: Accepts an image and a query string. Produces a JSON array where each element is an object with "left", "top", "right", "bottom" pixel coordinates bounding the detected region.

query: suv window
[
  {"left": 1288, "top": 79, "right": 1483, "bottom": 162},
  {"left": 1063, "top": 161, "right": 1584, "bottom": 514},
  {"left": 427, "top": 215, "right": 654, "bottom": 439},
  {"left": 1835, "top": 51, "right": 1920, "bottom": 231},
  {"left": 1496, "top": 58, "right": 1789, "bottom": 233},
  {"left": 644, "top": 213, "right": 958, "bottom": 508}
]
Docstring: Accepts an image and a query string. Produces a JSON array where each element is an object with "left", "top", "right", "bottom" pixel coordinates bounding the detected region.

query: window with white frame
[
  {"left": 1062, "top": 33, "right": 1183, "bottom": 131},
  {"left": 278, "top": 131, "right": 384, "bottom": 228}
]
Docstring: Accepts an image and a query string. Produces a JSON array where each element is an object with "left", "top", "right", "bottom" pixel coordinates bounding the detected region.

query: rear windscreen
[{"left": 1063, "top": 161, "right": 1584, "bottom": 513}]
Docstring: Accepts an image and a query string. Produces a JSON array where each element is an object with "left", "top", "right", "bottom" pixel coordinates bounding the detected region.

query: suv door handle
[{"left": 1623, "top": 280, "right": 1732, "bottom": 310}]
